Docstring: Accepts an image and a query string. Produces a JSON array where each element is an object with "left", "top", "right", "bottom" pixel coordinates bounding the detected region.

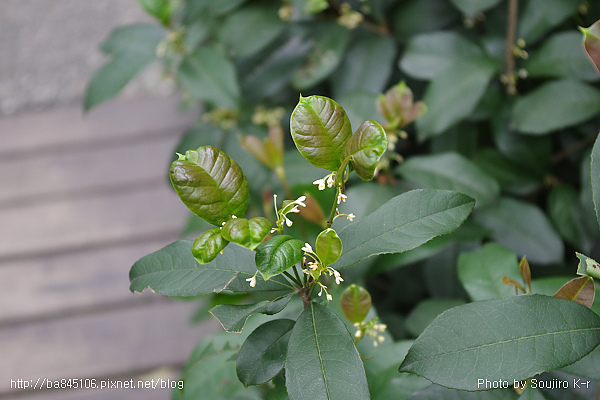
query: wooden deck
[{"left": 0, "top": 96, "right": 221, "bottom": 399}]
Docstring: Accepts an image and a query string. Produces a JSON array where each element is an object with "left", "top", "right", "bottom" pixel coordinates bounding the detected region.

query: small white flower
[
  {"left": 332, "top": 269, "right": 344, "bottom": 285},
  {"left": 355, "top": 330, "right": 362, "bottom": 338},
  {"left": 378, "top": 336, "right": 385, "bottom": 343},
  {"left": 337, "top": 192, "right": 348, "bottom": 204},
  {"left": 289, "top": 205, "right": 300, "bottom": 213},
  {"left": 284, "top": 216, "right": 293, "bottom": 227},
  {"left": 231, "top": 215, "right": 237, "bottom": 219},
  {"left": 301, "top": 243, "right": 313, "bottom": 253},
  {"left": 326, "top": 294, "right": 333, "bottom": 301},
  {"left": 246, "top": 275, "right": 256, "bottom": 288},
  {"left": 373, "top": 340, "right": 379, "bottom": 347},
  {"left": 270, "top": 228, "right": 277, "bottom": 233},
  {"left": 295, "top": 195, "right": 306, "bottom": 207},
  {"left": 347, "top": 213, "right": 355, "bottom": 222},
  {"left": 313, "top": 179, "right": 326, "bottom": 191},
  {"left": 308, "top": 262, "right": 319, "bottom": 271},
  {"left": 326, "top": 175, "right": 335, "bottom": 188}
]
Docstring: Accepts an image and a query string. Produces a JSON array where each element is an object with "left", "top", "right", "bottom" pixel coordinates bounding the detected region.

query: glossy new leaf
[
  {"left": 129, "top": 241, "right": 294, "bottom": 296},
  {"left": 333, "top": 189, "right": 475, "bottom": 270},
  {"left": 582, "top": 20, "right": 600, "bottom": 73},
  {"left": 221, "top": 217, "right": 271, "bottom": 250},
  {"left": 286, "top": 302, "right": 369, "bottom": 400},
  {"left": 170, "top": 146, "right": 249, "bottom": 226},
  {"left": 255, "top": 235, "right": 304, "bottom": 281},
  {"left": 290, "top": 95, "right": 352, "bottom": 171},
  {"left": 191, "top": 227, "right": 229, "bottom": 264},
  {"left": 341, "top": 121, "right": 388, "bottom": 181},
  {"left": 315, "top": 228, "right": 342, "bottom": 266},
  {"left": 398, "top": 152, "right": 500, "bottom": 208},
  {"left": 236, "top": 319, "right": 295, "bottom": 387},
  {"left": 399, "top": 295, "right": 600, "bottom": 391},
  {"left": 210, "top": 295, "right": 292, "bottom": 333},
  {"left": 340, "top": 284, "right": 372, "bottom": 324}
]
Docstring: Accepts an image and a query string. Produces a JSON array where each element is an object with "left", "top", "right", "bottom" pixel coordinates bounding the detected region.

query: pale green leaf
[{"left": 210, "top": 295, "right": 292, "bottom": 333}]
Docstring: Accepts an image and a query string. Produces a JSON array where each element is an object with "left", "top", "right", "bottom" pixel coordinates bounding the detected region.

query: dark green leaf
[
  {"left": 416, "top": 58, "right": 498, "bottom": 139},
  {"left": 591, "top": 134, "right": 600, "bottom": 230},
  {"left": 210, "top": 295, "right": 292, "bottom": 333},
  {"left": 333, "top": 189, "right": 475, "bottom": 269},
  {"left": 218, "top": 1, "right": 285, "bottom": 58},
  {"left": 449, "top": 0, "right": 502, "bottom": 18},
  {"left": 341, "top": 120, "right": 387, "bottom": 181},
  {"left": 409, "top": 384, "right": 519, "bottom": 399},
  {"left": 398, "top": 152, "right": 500, "bottom": 208},
  {"left": 474, "top": 197, "right": 564, "bottom": 265},
  {"left": 399, "top": 295, "right": 600, "bottom": 391},
  {"left": 286, "top": 302, "right": 369, "bottom": 400},
  {"left": 255, "top": 235, "right": 304, "bottom": 281},
  {"left": 474, "top": 149, "right": 541, "bottom": 196},
  {"left": 137, "top": 0, "right": 171, "bottom": 25},
  {"left": 340, "top": 284, "right": 372, "bottom": 323},
  {"left": 582, "top": 20, "right": 600, "bottom": 73},
  {"left": 129, "top": 241, "right": 294, "bottom": 296},
  {"left": 290, "top": 95, "right": 352, "bottom": 171},
  {"left": 400, "top": 31, "right": 484, "bottom": 80},
  {"left": 512, "top": 79, "right": 600, "bottom": 135},
  {"left": 170, "top": 146, "right": 249, "bottom": 226},
  {"left": 84, "top": 24, "right": 165, "bottom": 110},
  {"left": 405, "top": 298, "right": 466, "bottom": 337},
  {"left": 548, "top": 185, "right": 588, "bottom": 248},
  {"left": 518, "top": 0, "right": 581, "bottom": 44},
  {"left": 391, "top": 0, "right": 459, "bottom": 38},
  {"left": 178, "top": 46, "right": 241, "bottom": 109},
  {"left": 560, "top": 344, "right": 600, "bottom": 381},
  {"left": 191, "top": 227, "right": 229, "bottom": 264},
  {"left": 457, "top": 243, "right": 523, "bottom": 301},
  {"left": 237, "top": 319, "right": 295, "bottom": 386},
  {"left": 526, "top": 32, "right": 600, "bottom": 82},
  {"left": 331, "top": 31, "right": 395, "bottom": 98},
  {"left": 316, "top": 228, "right": 343, "bottom": 266},
  {"left": 293, "top": 22, "right": 350, "bottom": 89},
  {"left": 221, "top": 217, "right": 271, "bottom": 250}
]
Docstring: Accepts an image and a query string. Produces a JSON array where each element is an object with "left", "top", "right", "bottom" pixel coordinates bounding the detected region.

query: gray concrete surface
[{"left": 0, "top": 0, "right": 174, "bottom": 116}]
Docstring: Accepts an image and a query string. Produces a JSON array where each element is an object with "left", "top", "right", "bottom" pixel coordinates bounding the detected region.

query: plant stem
[
  {"left": 504, "top": 0, "right": 519, "bottom": 95},
  {"left": 292, "top": 264, "right": 303, "bottom": 286},
  {"left": 327, "top": 187, "right": 340, "bottom": 229},
  {"left": 283, "top": 270, "right": 302, "bottom": 287}
]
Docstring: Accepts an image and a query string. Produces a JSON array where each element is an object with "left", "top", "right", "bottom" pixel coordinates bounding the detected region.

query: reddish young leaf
[
  {"left": 554, "top": 276, "right": 595, "bottom": 308},
  {"left": 581, "top": 20, "right": 600, "bottom": 73}
]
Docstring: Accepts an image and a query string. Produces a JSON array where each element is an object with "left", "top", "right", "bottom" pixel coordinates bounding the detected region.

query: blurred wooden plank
[
  {"left": 0, "top": 301, "right": 221, "bottom": 394},
  {"left": 0, "top": 185, "right": 188, "bottom": 260},
  {"left": 0, "top": 134, "right": 179, "bottom": 206},
  {"left": 0, "top": 96, "right": 196, "bottom": 156},
  {"left": 0, "top": 239, "right": 181, "bottom": 323}
]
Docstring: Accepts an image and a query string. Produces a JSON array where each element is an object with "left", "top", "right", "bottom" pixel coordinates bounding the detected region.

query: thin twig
[{"left": 504, "top": 0, "right": 519, "bottom": 95}]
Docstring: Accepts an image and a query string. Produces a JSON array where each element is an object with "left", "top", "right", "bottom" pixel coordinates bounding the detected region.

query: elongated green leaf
[
  {"left": 548, "top": 185, "right": 588, "bottom": 248},
  {"left": 399, "top": 295, "right": 600, "bottom": 391},
  {"left": 178, "top": 46, "right": 241, "bottom": 109},
  {"left": 519, "top": 0, "right": 580, "bottom": 44},
  {"left": 191, "top": 227, "right": 229, "bottom": 264},
  {"left": 458, "top": 243, "right": 523, "bottom": 301},
  {"left": 255, "top": 235, "right": 304, "bottom": 281},
  {"left": 474, "top": 197, "right": 564, "bottom": 265},
  {"left": 405, "top": 299, "right": 466, "bottom": 337},
  {"left": 561, "top": 344, "right": 600, "bottom": 381},
  {"left": 129, "top": 241, "right": 294, "bottom": 296},
  {"left": 170, "top": 146, "right": 249, "bottom": 226},
  {"left": 582, "top": 20, "right": 600, "bottom": 73},
  {"left": 591, "top": 134, "right": 600, "bottom": 230},
  {"left": 218, "top": 2, "right": 285, "bottom": 58},
  {"left": 400, "top": 32, "right": 484, "bottom": 80},
  {"left": 416, "top": 58, "right": 498, "bottom": 139},
  {"left": 290, "top": 95, "right": 352, "bottom": 171},
  {"left": 221, "top": 217, "right": 271, "bottom": 250},
  {"left": 285, "top": 302, "right": 369, "bottom": 400},
  {"left": 341, "top": 121, "right": 388, "bottom": 181},
  {"left": 410, "top": 384, "right": 519, "bottom": 399},
  {"left": 512, "top": 80, "right": 600, "bottom": 135},
  {"left": 399, "top": 152, "right": 500, "bottom": 208},
  {"left": 210, "top": 295, "right": 292, "bottom": 333},
  {"left": 237, "top": 319, "right": 295, "bottom": 387},
  {"left": 449, "top": 0, "right": 502, "bottom": 17},
  {"left": 316, "top": 228, "right": 343, "bottom": 266},
  {"left": 333, "top": 189, "right": 475, "bottom": 270},
  {"left": 526, "top": 32, "right": 600, "bottom": 82},
  {"left": 84, "top": 24, "right": 165, "bottom": 110}
]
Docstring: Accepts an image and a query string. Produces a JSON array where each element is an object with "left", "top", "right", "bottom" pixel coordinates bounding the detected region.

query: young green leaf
[
  {"left": 191, "top": 227, "right": 229, "bottom": 264},
  {"left": 315, "top": 228, "right": 343, "bottom": 266},
  {"left": 210, "top": 295, "right": 292, "bottom": 333},
  {"left": 340, "top": 284, "right": 372, "bottom": 324},
  {"left": 399, "top": 294, "right": 600, "bottom": 391},
  {"left": 236, "top": 319, "right": 295, "bottom": 387},
  {"left": 554, "top": 276, "right": 595, "bottom": 309},
  {"left": 170, "top": 146, "right": 249, "bottom": 226},
  {"left": 333, "top": 189, "right": 475, "bottom": 270},
  {"left": 286, "top": 302, "right": 369, "bottom": 400},
  {"left": 341, "top": 120, "right": 388, "bottom": 181},
  {"left": 221, "top": 217, "right": 271, "bottom": 250},
  {"left": 582, "top": 20, "right": 600, "bottom": 73},
  {"left": 576, "top": 252, "right": 600, "bottom": 279},
  {"left": 129, "top": 241, "right": 294, "bottom": 296},
  {"left": 290, "top": 95, "right": 352, "bottom": 171},
  {"left": 591, "top": 134, "right": 600, "bottom": 230},
  {"left": 137, "top": 0, "right": 172, "bottom": 26},
  {"left": 255, "top": 235, "right": 304, "bottom": 281}
]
